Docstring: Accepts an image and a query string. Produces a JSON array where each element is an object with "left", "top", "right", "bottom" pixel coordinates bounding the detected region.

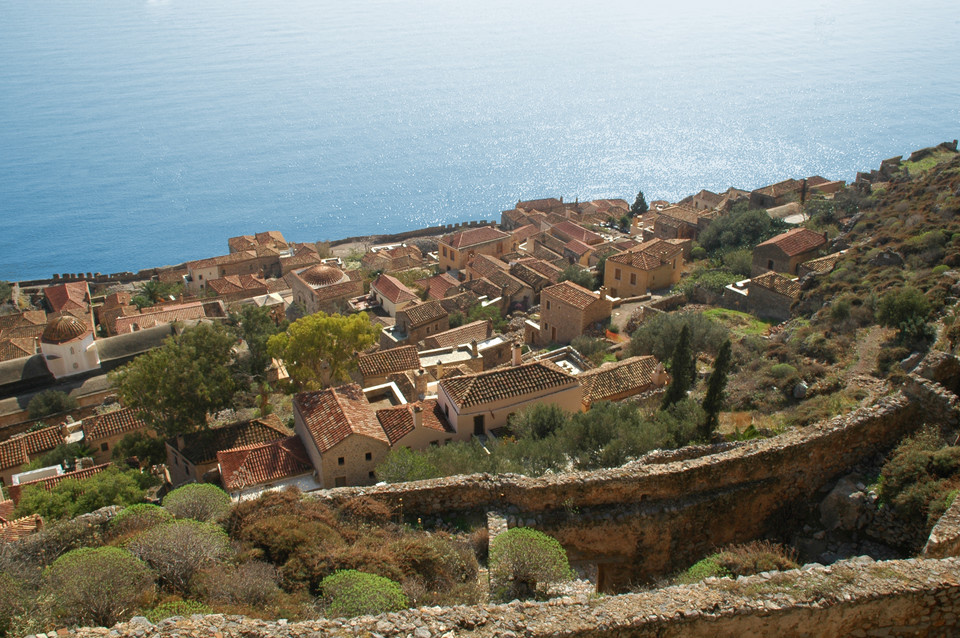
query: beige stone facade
[
  {"left": 538, "top": 281, "right": 612, "bottom": 345},
  {"left": 438, "top": 227, "right": 513, "bottom": 273}
]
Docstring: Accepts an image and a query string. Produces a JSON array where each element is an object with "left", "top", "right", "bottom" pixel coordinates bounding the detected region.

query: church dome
[
  {"left": 41, "top": 314, "right": 91, "bottom": 344},
  {"left": 299, "top": 264, "right": 345, "bottom": 287}
]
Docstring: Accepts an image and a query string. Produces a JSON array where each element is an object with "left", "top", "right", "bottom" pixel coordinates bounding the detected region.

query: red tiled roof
[
  {"left": 44, "top": 281, "right": 89, "bottom": 313},
  {"left": 294, "top": 384, "right": 388, "bottom": 454},
  {"left": 82, "top": 408, "right": 151, "bottom": 441},
  {"left": 441, "top": 226, "right": 511, "bottom": 250},
  {"left": 172, "top": 415, "right": 289, "bottom": 465},
  {"left": 400, "top": 301, "right": 447, "bottom": 327},
  {"left": 800, "top": 252, "right": 842, "bottom": 274},
  {"left": 552, "top": 221, "right": 603, "bottom": 245},
  {"left": 517, "top": 258, "right": 562, "bottom": 282},
  {"left": 467, "top": 254, "right": 508, "bottom": 279},
  {"left": 420, "top": 320, "right": 492, "bottom": 349},
  {"left": 542, "top": 280, "right": 602, "bottom": 311},
  {"left": 0, "top": 338, "right": 36, "bottom": 362},
  {"left": 511, "top": 224, "right": 539, "bottom": 244},
  {"left": 416, "top": 273, "right": 461, "bottom": 301},
  {"left": 372, "top": 274, "right": 418, "bottom": 305},
  {"left": 113, "top": 302, "right": 206, "bottom": 335},
  {"left": 753, "top": 178, "right": 802, "bottom": 198},
  {"left": 440, "top": 360, "right": 575, "bottom": 408},
  {"left": 0, "top": 439, "right": 29, "bottom": 472},
  {"left": 206, "top": 274, "right": 268, "bottom": 296},
  {"left": 375, "top": 399, "right": 453, "bottom": 444},
  {"left": 518, "top": 197, "right": 563, "bottom": 211},
  {"left": 0, "top": 310, "right": 47, "bottom": 331},
  {"left": 608, "top": 250, "right": 661, "bottom": 270},
  {"left": 217, "top": 435, "right": 313, "bottom": 491},
  {"left": 8, "top": 464, "right": 110, "bottom": 504},
  {"left": 358, "top": 345, "right": 421, "bottom": 378},
  {"left": 564, "top": 239, "right": 594, "bottom": 256},
  {"left": 0, "top": 514, "right": 43, "bottom": 543},
  {"left": 578, "top": 355, "right": 660, "bottom": 405},
  {"left": 187, "top": 250, "right": 259, "bottom": 270},
  {"left": 756, "top": 228, "right": 827, "bottom": 257},
  {"left": 0, "top": 499, "right": 14, "bottom": 522},
  {"left": 750, "top": 272, "right": 801, "bottom": 298},
  {"left": 532, "top": 244, "right": 564, "bottom": 264},
  {"left": 309, "top": 279, "right": 363, "bottom": 302},
  {"left": 656, "top": 204, "right": 702, "bottom": 226}
]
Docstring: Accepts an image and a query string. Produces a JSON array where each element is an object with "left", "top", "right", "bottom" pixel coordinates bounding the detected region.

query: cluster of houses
[{"left": 1, "top": 175, "right": 849, "bottom": 539}]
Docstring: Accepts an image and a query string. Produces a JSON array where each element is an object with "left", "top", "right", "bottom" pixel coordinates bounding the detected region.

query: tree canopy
[
  {"left": 110, "top": 322, "right": 239, "bottom": 438},
  {"left": 630, "top": 190, "right": 648, "bottom": 217},
  {"left": 661, "top": 324, "right": 694, "bottom": 410},
  {"left": 489, "top": 528, "right": 573, "bottom": 601},
  {"left": 558, "top": 264, "right": 596, "bottom": 290},
  {"left": 701, "top": 339, "right": 732, "bottom": 439},
  {"left": 697, "top": 202, "right": 786, "bottom": 256},
  {"left": 232, "top": 304, "right": 285, "bottom": 378},
  {"left": 267, "top": 312, "right": 380, "bottom": 390}
]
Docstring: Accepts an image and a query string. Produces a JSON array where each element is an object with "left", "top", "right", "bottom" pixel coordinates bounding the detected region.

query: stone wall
[
  {"left": 64, "top": 557, "right": 960, "bottom": 638},
  {"left": 310, "top": 378, "right": 956, "bottom": 588},
  {"left": 924, "top": 493, "right": 960, "bottom": 559}
]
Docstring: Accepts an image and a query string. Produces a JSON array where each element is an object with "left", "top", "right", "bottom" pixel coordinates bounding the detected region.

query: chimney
[
  {"left": 412, "top": 404, "right": 423, "bottom": 429},
  {"left": 599, "top": 285, "right": 607, "bottom": 298},
  {"left": 320, "top": 361, "right": 331, "bottom": 387},
  {"left": 511, "top": 341, "right": 522, "bottom": 366},
  {"left": 414, "top": 369, "right": 427, "bottom": 400},
  {"left": 652, "top": 362, "right": 668, "bottom": 387},
  {"left": 435, "top": 359, "right": 444, "bottom": 379},
  {"left": 471, "top": 339, "right": 479, "bottom": 357}
]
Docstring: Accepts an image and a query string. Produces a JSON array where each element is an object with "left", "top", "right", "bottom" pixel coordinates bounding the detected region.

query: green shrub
[
  {"left": 144, "top": 600, "right": 212, "bottom": 623},
  {"left": 110, "top": 504, "right": 173, "bottom": 538},
  {"left": 111, "top": 431, "right": 167, "bottom": 466},
  {"left": 489, "top": 528, "right": 573, "bottom": 601},
  {"left": 128, "top": 520, "right": 231, "bottom": 594},
  {"left": 27, "top": 390, "right": 77, "bottom": 419},
  {"left": 162, "top": 483, "right": 231, "bottom": 522},
  {"left": 674, "top": 541, "right": 797, "bottom": 585},
  {"left": 628, "top": 311, "right": 729, "bottom": 361},
  {"left": 43, "top": 547, "right": 154, "bottom": 627},
  {"left": 769, "top": 363, "right": 799, "bottom": 379},
  {"left": 933, "top": 264, "right": 951, "bottom": 276},
  {"left": 318, "top": 570, "right": 408, "bottom": 618},
  {"left": 15, "top": 466, "right": 149, "bottom": 520},
  {"left": 674, "top": 555, "right": 730, "bottom": 584},
  {"left": 879, "top": 426, "right": 960, "bottom": 530}
]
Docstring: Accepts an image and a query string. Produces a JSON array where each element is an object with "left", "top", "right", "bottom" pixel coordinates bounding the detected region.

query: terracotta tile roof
[
  {"left": 511, "top": 224, "right": 539, "bottom": 243},
  {"left": 415, "top": 273, "right": 460, "bottom": 301},
  {"left": 421, "top": 320, "right": 493, "bottom": 349},
  {"left": 518, "top": 197, "right": 563, "bottom": 211},
  {"left": 294, "top": 384, "right": 387, "bottom": 453},
  {"left": 552, "top": 221, "right": 603, "bottom": 245},
  {"left": 44, "top": 281, "right": 89, "bottom": 313},
  {"left": 484, "top": 268, "right": 528, "bottom": 298},
  {"left": 358, "top": 345, "right": 421, "bottom": 378},
  {"left": 0, "top": 338, "right": 36, "bottom": 362},
  {"left": 217, "top": 435, "right": 312, "bottom": 491},
  {"left": 441, "top": 360, "right": 575, "bottom": 409},
  {"left": 518, "top": 258, "right": 562, "bottom": 282},
  {"left": 0, "top": 499, "right": 13, "bottom": 522},
  {"left": 187, "top": 251, "right": 259, "bottom": 270},
  {"left": 82, "top": 408, "right": 150, "bottom": 441},
  {"left": 0, "top": 310, "right": 47, "bottom": 331},
  {"left": 656, "top": 204, "right": 702, "bottom": 226},
  {"left": 172, "top": 415, "right": 289, "bottom": 465},
  {"left": 309, "top": 279, "right": 363, "bottom": 302},
  {"left": 509, "top": 262, "right": 552, "bottom": 290},
  {"left": 591, "top": 198, "right": 631, "bottom": 212},
  {"left": 229, "top": 231, "right": 288, "bottom": 253},
  {"left": 0, "top": 514, "right": 43, "bottom": 543},
  {"left": 750, "top": 272, "right": 801, "bottom": 298},
  {"left": 113, "top": 302, "right": 206, "bottom": 335},
  {"left": 753, "top": 178, "right": 802, "bottom": 198},
  {"left": 371, "top": 274, "right": 418, "bottom": 305},
  {"left": 375, "top": 399, "right": 453, "bottom": 444},
  {"left": 441, "top": 226, "right": 510, "bottom": 250},
  {"left": 467, "top": 254, "right": 508, "bottom": 279},
  {"left": 800, "top": 252, "right": 842, "bottom": 274},
  {"left": 578, "top": 355, "right": 659, "bottom": 405},
  {"left": 380, "top": 245, "right": 421, "bottom": 261},
  {"left": 268, "top": 276, "right": 296, "bottom": 294},
  {"left": 542, "top": 280, "right": 602, "bottom": 311},
  {"left": 0, "top": 438, "right": 30, "bottom": 472},
  {"left": 533, "top": 232, "right": 569, "bottom": 256},
  {"left": 531, "top": 244, "right": 564, "bottom": 264},
  {"left": 8, "top": 464, "right": 110, "bottom": 504},
  {"left": 564, "top": 239, "right": 594, "bottom": 256},
  {"left": 206, "top": 274, "right": 268, "bottom": 296},
  {"left": 438, "top": 291, "right": 480, "bottom": 315},
  {"left": 607, "top": 239, "right": 682, "bottom": 271},
  {"left": 462, "top": 278, "right": 502, "bottom": 300},
  {"left": 756, "top": 228, "right": 827, "bottom": 257},
  {"left": 400, "top": 301, "right": 447, "bottom": 327},
  {"left": 608, "top": 250, "right": 662, "bottom": 270}
]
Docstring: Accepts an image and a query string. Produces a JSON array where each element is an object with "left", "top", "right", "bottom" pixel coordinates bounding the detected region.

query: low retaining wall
[{"left": 66, "top": 557, "right": 960, "bottom": 638}]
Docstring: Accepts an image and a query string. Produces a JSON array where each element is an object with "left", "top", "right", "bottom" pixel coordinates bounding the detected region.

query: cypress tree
[
  {"left": 701, "top": 339, "right": 732, "bottom": 440},
  {"left": 630, "top": 190, "right": 648, "bottom": 217},
  {"left": 661, "top": 324, "right": 694, "bottom": 410}
]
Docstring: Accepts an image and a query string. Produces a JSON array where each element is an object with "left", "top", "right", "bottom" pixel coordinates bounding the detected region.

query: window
[
  {"left": 101, "top": 443, "right": 109, "bottom": 452},
  {"left": 614, "top": 268, "right": 621, "bottom": 280},
  {"left": 368, "top": 471, "right": 375, "bottom": 479},
  {"left": 70, "top": 346, "right": 75, "bottom": 355},
  {"left": 768, "top": 259, "right": 774, "bottom": 270},
  {"left": 335, "top": 476, "right": 347, "bottom": 487},
  {"left": 546, "top": 300, "right": 551, "bottom": 310},
  {"left": 198, "top": 274, "right": 203, "bottom": 280},
  {"left": 442, "top": 246, "right": 447, "bottom": 257},
  {"left": 430, "top": 440, "right": 439, "bottom": 447},
  {"left": 338, "top": 457, "right": 345, "bottom": 465},
  {"left": 365, "top": 452, "right": 372, "bottom": 461},
  {"left": 629, "top": 273, "right": 637, "bottom": 285}
]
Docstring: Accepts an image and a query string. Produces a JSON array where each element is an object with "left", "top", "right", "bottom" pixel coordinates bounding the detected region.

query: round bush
[
  {"left": 319, "top": 570, "right": 408, "bottom": 618},
  {"left": 110, "top": 503, "right": 173, "bottom": 537},
  {"left": 43, "top": 547, "right": 154, "bottom": 627},
  {"left": 489, "top": 528, "right": 573, "bottom": 601},
  {"left": 128, "top": 519, "right": 231, "bottom": 593},
  {"left": 162, "top": 483, "right": 231, "bottom": 522}
]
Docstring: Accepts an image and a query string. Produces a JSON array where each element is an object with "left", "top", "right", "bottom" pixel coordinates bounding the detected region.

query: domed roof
[
  {"left": 41, "top": 314, "right": 91, "bottom": 344},
  {"left": 299, "top": 264, "right": 346, "bottom": 287}
]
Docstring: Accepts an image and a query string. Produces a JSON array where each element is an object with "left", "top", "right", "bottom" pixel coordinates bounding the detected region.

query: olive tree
[{"left": 161, "top": 483, "right": 232, "bottom": 522}]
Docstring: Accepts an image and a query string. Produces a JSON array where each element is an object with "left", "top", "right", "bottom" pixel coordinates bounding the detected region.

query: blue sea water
[{"left": 1, "top": 0, "right": 958, "bottom": 281}]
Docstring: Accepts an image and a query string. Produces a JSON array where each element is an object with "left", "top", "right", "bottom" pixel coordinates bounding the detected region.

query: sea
[{"left": 1, "top": 0, "right": 958, "bottom": 282}]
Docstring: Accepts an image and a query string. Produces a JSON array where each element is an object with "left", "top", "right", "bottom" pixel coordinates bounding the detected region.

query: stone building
[
  {"left": 361, "top": 244, "right": 422, "bottom": 272},
  {"left": 184, "top": 249, "right": 282, "bottom": 295},
  {"left": 751, "top": 228, "right": 827, "bottom": 276},
  {"left": 381, "top": 301, "right": 449, "bottom": 349},
  {"left": 289, "top": 263, "right": 363, "bottom": 316},
  {"left": 357, "top": 345, "right": 421, "bottom": 387},
  {"left": 370, "top": 273, "right": 418, "bottom": 318},
  {"left": 81, "top": 408, "right": 154, "bottom": 464},
  {"left": 538, "top": 281, "right": 612, "bottom": 346},
  {"left": 604, "top": 239, "right": 684, "bottom": 298},
  {"left": 578, "top": 355, "right": 668, "bottom": 409},
  {"left": 745, "top": 272, "right": 801, "bottom": 322},
  {"left": 216, "top": 435, "right": 319, "bottom": 501},
  {"left": 0, "top": 424, "right": 63, "bottom": 488},
  {"left": 438, "top": 226, "right": 513, "bottom": 273}
]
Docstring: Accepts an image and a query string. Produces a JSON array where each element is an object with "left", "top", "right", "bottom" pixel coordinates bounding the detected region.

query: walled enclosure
[{"left": 314, "top": 377, "right": 955, "bottom": 589}]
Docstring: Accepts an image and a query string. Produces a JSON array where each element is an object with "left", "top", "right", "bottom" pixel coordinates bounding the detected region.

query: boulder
[{"left": 819, "top": 475, "right": 873, "bottom": 532}]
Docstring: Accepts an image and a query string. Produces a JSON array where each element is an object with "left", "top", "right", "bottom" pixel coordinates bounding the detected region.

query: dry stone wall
[{"left": 60, "top": 557, "right": 960, "bottom": 638}]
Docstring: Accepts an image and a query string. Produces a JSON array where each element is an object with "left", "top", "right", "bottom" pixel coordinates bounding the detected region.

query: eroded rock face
[
  {"left": 868, "top": 250, "right": 904, "bottom": 267},
  {"left": 819, "top": 475, "right": 873, "bottom": 532}
]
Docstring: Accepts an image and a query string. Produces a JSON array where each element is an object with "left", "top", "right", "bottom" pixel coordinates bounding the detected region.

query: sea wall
[{"left": 63, "top": 557, "right": 960, "bottom": 638}]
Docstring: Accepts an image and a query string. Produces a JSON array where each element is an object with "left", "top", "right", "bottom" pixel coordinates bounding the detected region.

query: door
[{"left": 473, "top": 414, "right": 485, "bottom": 436}]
